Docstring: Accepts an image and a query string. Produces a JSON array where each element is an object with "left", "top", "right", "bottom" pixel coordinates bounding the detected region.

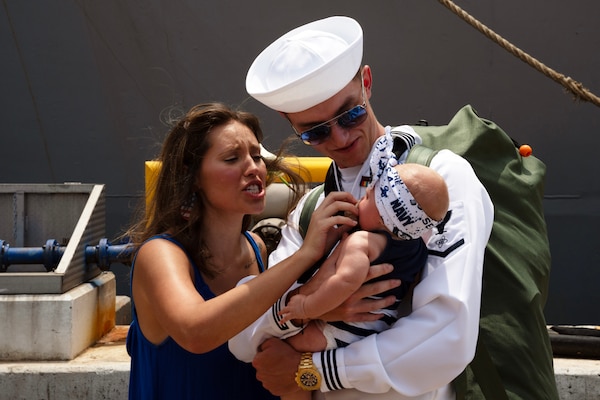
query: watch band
[{"left": 299, "top": 352, "right": 313, "bottom": 368}]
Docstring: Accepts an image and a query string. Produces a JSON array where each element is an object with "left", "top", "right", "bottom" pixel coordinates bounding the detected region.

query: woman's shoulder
[
  {"left": 140, "top": 233, "right": 176, "bottom": 247},
  {"left": 137, "top": 234, "right": 187, "bottom": 261}
]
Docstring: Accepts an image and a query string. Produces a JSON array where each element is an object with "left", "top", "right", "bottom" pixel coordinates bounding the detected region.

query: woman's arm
[{"left": 134, "top": 191, "right": 358, "bottom": 354}]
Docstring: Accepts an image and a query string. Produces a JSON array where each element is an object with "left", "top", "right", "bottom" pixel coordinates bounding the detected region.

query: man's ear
[{"left": 362, "top": 65, "right": 373, "bottom": 98}]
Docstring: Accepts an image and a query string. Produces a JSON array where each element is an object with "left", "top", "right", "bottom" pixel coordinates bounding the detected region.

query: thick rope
[{"left": 438, "top": 0, "right": 600, "bottom": 108}]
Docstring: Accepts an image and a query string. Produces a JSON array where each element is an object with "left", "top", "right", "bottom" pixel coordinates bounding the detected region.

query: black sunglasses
[
  {"left": 291, "top": 78, "right": 368, "bottom": 146},
  {"left": 293, "top": 103, "right": 368, "bottom": 145}
]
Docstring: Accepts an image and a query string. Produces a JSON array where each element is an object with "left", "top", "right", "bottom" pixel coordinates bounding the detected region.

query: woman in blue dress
[{"left": 124, "top": 102, "right": 360, "bottom": 399}]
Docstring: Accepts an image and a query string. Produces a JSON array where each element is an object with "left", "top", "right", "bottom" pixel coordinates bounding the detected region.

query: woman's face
[{"left": 197, "top": 120, "right": 267, "bottom": 218}]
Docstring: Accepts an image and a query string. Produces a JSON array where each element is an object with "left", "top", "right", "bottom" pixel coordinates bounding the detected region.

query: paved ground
[{"left": 1, "top": 325, "right": 598, "bottom": 400}]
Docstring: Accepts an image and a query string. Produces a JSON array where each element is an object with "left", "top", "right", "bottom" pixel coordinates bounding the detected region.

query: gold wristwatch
[{"left": 295, "top": 352, "right": 321, "bottom": 391}]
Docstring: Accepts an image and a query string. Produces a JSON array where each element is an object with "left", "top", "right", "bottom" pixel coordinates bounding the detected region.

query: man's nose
[{"left": 327, "top": 122, "right": 350, "bottom": 146}]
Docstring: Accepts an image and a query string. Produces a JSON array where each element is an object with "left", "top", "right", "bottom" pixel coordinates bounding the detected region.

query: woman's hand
[{"left": 299, "top": 191, "right": 358, "bottom": 264}]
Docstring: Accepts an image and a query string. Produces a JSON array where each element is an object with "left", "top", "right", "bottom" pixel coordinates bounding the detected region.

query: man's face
[{"left": 286, "top": 74, "right": 380, "bottom": 168}]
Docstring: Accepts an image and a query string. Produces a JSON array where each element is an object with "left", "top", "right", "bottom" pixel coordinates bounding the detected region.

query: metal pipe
[{"left": 0, "top": 238, "right": 133, "bottom": 272}]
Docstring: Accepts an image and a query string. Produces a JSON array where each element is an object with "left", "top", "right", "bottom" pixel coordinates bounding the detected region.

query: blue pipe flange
[
  {"left": 96, "top": 237, "right": 111, "bottom": 271},
  {"left": 0, "top": 240, "right": 7, "bottom": 272},
  {"left": 42, "top": 239, "right": 61, "bottom": 272}
]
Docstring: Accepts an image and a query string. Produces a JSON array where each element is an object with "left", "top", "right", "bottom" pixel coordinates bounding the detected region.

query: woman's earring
[{"left": 180, "top": 192, "right": 197, "bottom": 221}]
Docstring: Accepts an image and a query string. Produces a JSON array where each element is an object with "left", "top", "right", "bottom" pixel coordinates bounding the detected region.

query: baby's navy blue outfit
[{"left": 322, "top": 232, "right": 427, "bottom": 348}]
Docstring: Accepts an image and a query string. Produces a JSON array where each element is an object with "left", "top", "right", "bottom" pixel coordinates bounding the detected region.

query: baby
[{"left": 279, "top": 161, "right": 450, "bottom": 354}]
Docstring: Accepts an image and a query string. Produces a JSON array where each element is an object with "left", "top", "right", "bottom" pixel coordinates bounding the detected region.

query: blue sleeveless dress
[{"left": 126, "top": 232, "right": 277, "bottom": 400}]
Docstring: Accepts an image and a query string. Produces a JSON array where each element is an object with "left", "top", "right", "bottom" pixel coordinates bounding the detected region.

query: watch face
[{"left": 300, "top": 371, "right": 319, "bottom": 387}]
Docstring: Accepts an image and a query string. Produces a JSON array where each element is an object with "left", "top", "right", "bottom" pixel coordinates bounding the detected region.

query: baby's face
[{"left": 357, "top": 186, "right": 385, "bottom": 232}]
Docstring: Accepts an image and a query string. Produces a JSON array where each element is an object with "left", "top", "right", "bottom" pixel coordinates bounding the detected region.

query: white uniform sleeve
[
  {"left": 228, "top": 187, "right": 325, "bottom": 362},
  {"left": 314, "top": 150, "right": 494, "bottom": 397}
]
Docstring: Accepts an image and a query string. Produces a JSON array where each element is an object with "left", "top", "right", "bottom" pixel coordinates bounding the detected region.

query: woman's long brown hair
[{"left": 123, "top": 102, "right": 305, "bottom": 278}]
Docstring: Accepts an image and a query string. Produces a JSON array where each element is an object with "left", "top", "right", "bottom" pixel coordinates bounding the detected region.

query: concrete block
[
  {"left": 555, "top": 358, "right": 600, "bottom": 399},
  {"left": 0, "top": 344, "right": 130, "bottom": 400},
  {"left": 0, "top": 272, "right": 116, "bottom": 361},
  {"left": 115, "top": 295, "right": 131, "bottom": 325}
]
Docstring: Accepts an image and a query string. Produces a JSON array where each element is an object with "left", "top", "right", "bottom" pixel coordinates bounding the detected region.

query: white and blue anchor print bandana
[{"left": 369, "top": 130, "right": 439, "bottom": 240}]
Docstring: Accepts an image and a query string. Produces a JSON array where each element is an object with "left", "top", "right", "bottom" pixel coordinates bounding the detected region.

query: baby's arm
[{"left": 279, "top": 231, "right": 387, "bottom": 322}]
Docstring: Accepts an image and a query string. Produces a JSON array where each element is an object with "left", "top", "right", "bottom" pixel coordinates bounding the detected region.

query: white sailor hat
[{"left": 246, "top": 16, "right": 363, "bottom": 113}]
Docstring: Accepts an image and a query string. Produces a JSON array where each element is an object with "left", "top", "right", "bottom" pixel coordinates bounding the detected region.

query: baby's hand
[{"left": 278, "top": 294, "right": 309, "bottom": 324}]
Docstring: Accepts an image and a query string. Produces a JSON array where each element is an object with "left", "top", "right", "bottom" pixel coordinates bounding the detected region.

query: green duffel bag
[{"left": 409, "top": 104, "right": 558, "bottom": 399}]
